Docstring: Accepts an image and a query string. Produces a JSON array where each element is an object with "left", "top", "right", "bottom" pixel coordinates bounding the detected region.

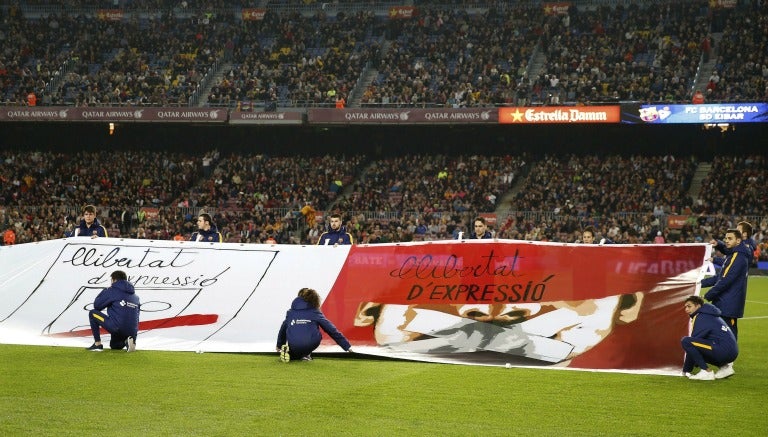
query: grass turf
[{"left": 2, "top": 279, "right": 767, "bottom": 436}]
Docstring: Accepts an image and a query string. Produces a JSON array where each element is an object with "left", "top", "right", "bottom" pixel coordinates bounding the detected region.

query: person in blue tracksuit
[
  {"left": 702, "top": 228, "right": 750, "bottom": 339},
  {"left": 72, "top": 204, "right": 108, "bottom": 238},
  {"left": 190, "top": 213, "right": 223, "bottom": 242},
  {"left": 276, "top": 288, "right": 352, "bottom": 362},
  {"left": 468, "top": 217, "right": 493, "bottom": 239},
  {"left": 712, "top": 221, "right": 756, "bottom": 272},
  {"left": 317, "top": 213, "right": 353, "bottom": 245},
  {"left": 681, "top": 295, "right": 738, "bottom": 380},
  {"left": 86, "top": 270, "right": 140, "bottom": 352}
]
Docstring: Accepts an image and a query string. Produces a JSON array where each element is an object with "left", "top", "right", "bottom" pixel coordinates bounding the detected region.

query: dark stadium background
[{"left": 4, "top": 122, "right": 766, "bottom": 158}]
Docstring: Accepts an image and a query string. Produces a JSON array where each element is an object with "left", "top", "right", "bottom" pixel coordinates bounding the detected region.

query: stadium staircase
[
  {"left": 525, "top": 43, "right": 548, "bottom": 83},
  {"left": 349, "top": 66, "right": 379, "bottom": 108},
  {"left": 492, "top": 163, "right": 533, "bottom": 222},
  {"left": 194, "top": 61, "right": 232, "bottom": 107},
  {"left": 691, "top": 33, "right": 722, "bottom": 94},
  {"left": 687, "top": 161, "right": 711, "bottom": 201}
]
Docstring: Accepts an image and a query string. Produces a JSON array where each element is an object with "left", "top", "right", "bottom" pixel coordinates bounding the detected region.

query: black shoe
[{"left": 86, "top": 343, "right": 103, "bottom": 352}]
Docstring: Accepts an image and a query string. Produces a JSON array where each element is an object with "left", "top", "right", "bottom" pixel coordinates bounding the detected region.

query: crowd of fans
[
  {"left": 2, "top": 149, "right": 767, "bottom": 262},
  {"left": 2, "top": 1, "right": 767, "bottom": 107}
]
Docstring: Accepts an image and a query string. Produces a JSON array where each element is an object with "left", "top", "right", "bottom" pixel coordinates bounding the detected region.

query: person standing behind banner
[
  {"left": 317, "top": 213, "right": 353, "bottom": 245},
  {"left": 581, "top": 226, "right": 611, "bottom": 245},
  {"left": 681, "top": 295, "right": 738, "bottom": 380},
  {"left": 86, "top": 270, "right": 140, "bottom": 352},
  {"left": 190, "top": 213, "right": 222, "bottom": 242},
  {"left": 466, "top": 217, "right": 492, "bottom": 239},
  {"left": 276, "top": 288, "right": 352, "bottom": 362},
  {"left": 72, "top": 204, "right": 108, "bottom": 238},
  {"left": 701, "top": 228, "right": 750, "bottom": 379},
  {"left": 712, "top": 221, "right": 756, "bottom": 271}
]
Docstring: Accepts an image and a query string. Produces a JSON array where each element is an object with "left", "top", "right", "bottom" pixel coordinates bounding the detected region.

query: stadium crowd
[
  {"left": 2, "top": 149, "right": 767, "bottom": 264},
  {"left": 2, "top": 0, "right": 767, "bottom": 107}
]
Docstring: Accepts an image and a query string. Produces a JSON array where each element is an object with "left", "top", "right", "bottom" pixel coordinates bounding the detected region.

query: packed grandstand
[{"left": 1, "top": 0, "right": 767, "bottom": 267}]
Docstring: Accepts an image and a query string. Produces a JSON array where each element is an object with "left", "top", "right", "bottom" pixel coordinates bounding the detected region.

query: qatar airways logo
[
  {"left": 156, "top": 109, "right": 222, "bottom": 119},
  {"left": 424, "top": 111, "right": 491, "bottom": 121},
  {"left": 344, "top": 111, "right": 409, "bottom": 121},
  {"left": 5, "top": 109, "right": 69, "bottom": 119}
]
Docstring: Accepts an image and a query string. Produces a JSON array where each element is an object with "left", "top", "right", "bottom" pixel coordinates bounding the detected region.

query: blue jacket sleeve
[
  {"left": 316, "top": 313, "right": 351, "bottom": 351},
  {"left": 703, "top": 252, "right": 748, "bottom": 301},
  {"left": 93, "top": 288, "right": 114, "bottom": 311},
  {"left": 276, "top": 318, "right": 288, "bottom": 348}
]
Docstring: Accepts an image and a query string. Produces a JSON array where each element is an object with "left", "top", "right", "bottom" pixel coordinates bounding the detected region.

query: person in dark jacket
[
  {"left": 701, "top": 228, "right": 750, "bottom": 379},
  {"left": 581, "top": 226, "right": 612, "bottom": 245},
  {"left": 72, "top": 204, "right": 108, "bottom": 238},
  {"left": 86, "top": 270, "right": 140, "bottom": 352},
  {"left": 681, "top": 295, "right": 738, "bottom": 380},
  {"left": 468, "top": 217, "right": 493, "bottom": 239},
  {"left": 276, "top": 288, "right": 352, "bottom": 362},
  {"left": 317, "top": 213, "right": 353, "bottom": 245},
  {"left": 190, "top": 213, "right": 222, "bottom": 242},
  {"left": 702, "top": 229, "right": 750, "bottom": 338}
]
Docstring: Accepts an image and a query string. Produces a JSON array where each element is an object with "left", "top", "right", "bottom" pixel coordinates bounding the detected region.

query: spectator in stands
[
  {"left": 190, "top": 213, "right": 222, "bottom": 242},
  {"left": 72, "top": 204, "right": 108, "bottom": 238},
  {"left": 3, "top": 228, "right": 16, "bottom": 246}
]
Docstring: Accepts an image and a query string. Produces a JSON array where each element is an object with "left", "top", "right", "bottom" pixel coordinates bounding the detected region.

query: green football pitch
[{"left": 2, "top": 279, "right": 767, "bottom": 436}]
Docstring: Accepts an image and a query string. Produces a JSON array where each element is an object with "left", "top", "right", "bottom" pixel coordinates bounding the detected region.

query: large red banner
[{"left": 322, "top": 241, "right": 707, "bottom": 371}]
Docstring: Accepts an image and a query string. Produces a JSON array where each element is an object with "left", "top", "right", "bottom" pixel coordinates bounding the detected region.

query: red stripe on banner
[{"left": 48, "top": 314, "right": 219, "bottom": 338}]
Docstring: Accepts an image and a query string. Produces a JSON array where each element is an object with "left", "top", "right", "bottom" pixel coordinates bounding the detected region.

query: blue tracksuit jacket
[{"left": 276, "top": 297, "right": 351, "bottom": 358}]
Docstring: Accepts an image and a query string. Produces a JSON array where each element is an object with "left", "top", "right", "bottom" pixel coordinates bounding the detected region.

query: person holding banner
[
  {"left": 468, "top": 217, "right": 492, "bottom": 239},
  {"left": 276, "top": 288, "right": 352, "bottom": 362},
  {"left": 190, "top": 213, "right": 222, "bottom": 242},
  {"left": 317, "top": 213, "right": 353, "bottom": 245},
  {"left": 701, "top": 228, "right": 750, "bottom": 379},
  {"left": 681, "top": 295, "right": 738, "bottom": 380},
  {"left": 86, "top": 270, "right": 140, "bottom": 352},
  {"left": 581, "top": 226, "right": 611, "bottom": 245},
  {"left": 72, "top": 205, "right": 108, "bottom": 238}
]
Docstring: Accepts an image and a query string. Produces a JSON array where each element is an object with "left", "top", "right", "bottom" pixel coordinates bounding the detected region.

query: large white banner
[
  {"left": 0, "top": 238, "right": 350, "bottom": 352},
  {"left": 1, "top": 238, "right": 710, "bottom": 374}
]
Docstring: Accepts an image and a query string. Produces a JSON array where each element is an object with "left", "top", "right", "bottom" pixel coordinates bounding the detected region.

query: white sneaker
[
  {"left": 126, "top": 336, "right": 136, "bottom": 353},
  {"left": 688, "top": 370, "right": 715, "bottom": 381},
  {"left": 715, "top": 363, "right": 735, "bottom": 379}
]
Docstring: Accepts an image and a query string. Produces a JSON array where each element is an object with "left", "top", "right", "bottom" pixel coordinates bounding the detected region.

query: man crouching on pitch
[{"left": 86, "top": 270, "right": 140, "bottom": 352}]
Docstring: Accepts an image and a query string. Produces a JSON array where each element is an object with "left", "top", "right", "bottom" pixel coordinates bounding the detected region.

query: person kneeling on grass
[
  {"left": 276, "top": 288, "right": 352, "bottom": 362},
  {"left": 86, "top": 270, "right": 140, "bottom": 352},
  {"left": 681, "top": 295, "right": 738, "bottom": 380}
]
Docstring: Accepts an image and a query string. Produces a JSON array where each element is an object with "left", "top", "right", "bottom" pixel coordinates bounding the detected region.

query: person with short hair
[
  {"left": 86, "top": 270, "right": 140, "bottom": 352},
  {"left": 73, "top": 205, "right": 108, "bottom": 238},
  {"left": 681, "top": 295, "right": 738, "bottom": 380},
  {"left": 276, "top": 288, "right": 352, "bottom": 362},
  {"left": 468, "top": 217, "right": 492, "bottom": 239},
  {"left": 701, "top": 228, "right": 750, "bottom": 378},
  {"left": 317, "top": 213, "right": 353, "bottom": 245},
  {"left": 190, "top": 213, "right": 222, "bottom": 242},
  {"left": 581, "top": 226, "right": 611, "bottom": 244}
]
